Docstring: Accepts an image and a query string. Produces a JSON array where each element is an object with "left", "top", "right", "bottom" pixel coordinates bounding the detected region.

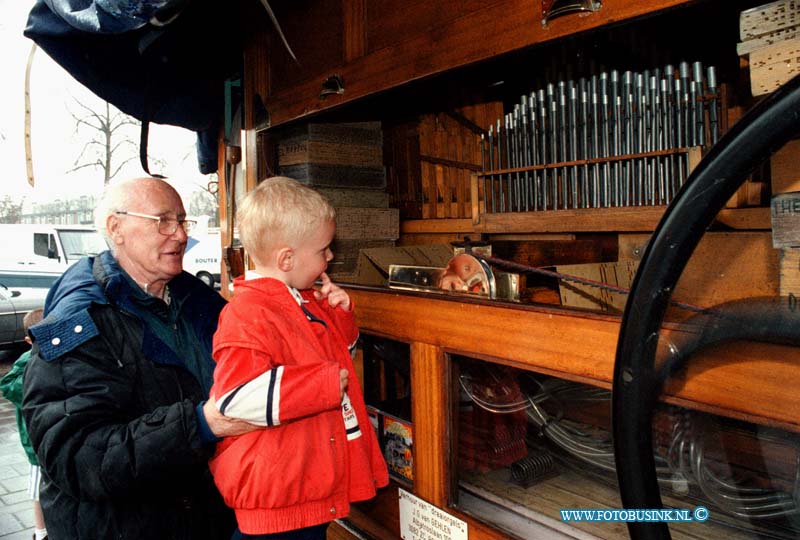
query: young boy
[
  {"left": 0, "top": 308, "right": 47, "bottom": 540},
  {"left": 209, "top": 176, "right": 388, "bottom": 540}
]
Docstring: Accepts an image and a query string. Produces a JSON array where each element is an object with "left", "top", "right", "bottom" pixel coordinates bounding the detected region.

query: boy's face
[{"left": 286, "top": 219, "right": 335, "bottom": 290}]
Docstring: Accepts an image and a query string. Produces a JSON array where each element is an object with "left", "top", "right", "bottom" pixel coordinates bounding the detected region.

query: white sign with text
[{"left": 399, "top": 488, "right": 468, "bottom": 540}]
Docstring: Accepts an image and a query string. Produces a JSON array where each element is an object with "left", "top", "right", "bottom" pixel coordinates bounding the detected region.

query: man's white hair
[{"left": 94, "top": 177, "right": 171, "bottom": 252}]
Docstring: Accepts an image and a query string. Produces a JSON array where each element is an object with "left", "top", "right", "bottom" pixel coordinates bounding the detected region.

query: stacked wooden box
[
  {"left": 738, "top": 0, "right": 800, "bottom": 96},
  {"left": 277, "top": 122, "right": 386, "bottom": 188},
  {"left": 275, "top": 121, "right": 398, "bottom": 280}
]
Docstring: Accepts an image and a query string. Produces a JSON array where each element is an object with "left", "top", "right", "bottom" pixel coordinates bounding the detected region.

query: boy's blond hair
[{"left": 237, "top": 176, "right": 335, "bottom": 265}]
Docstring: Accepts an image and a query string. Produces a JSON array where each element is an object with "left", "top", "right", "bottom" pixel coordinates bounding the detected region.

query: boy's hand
[
  {"left": 340, "top": 368, "right": 350, "bottom": 399},
  {"left": 314, "top": 272, "right": 351, "bottom": 311}
]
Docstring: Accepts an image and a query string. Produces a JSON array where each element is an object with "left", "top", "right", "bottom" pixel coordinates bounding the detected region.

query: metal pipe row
[{"left": 480, "top": 61, "right": 721, "bottom": 212}]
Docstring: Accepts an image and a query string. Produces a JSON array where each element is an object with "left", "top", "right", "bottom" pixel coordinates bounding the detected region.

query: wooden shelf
[
  {"left": 349, "top": 287, "right": 800, "bottom": 433},
  {"left": 400, "top": 207, "right": 771, "bottom": 235},
  {"left": 476, "top": 206, "right": 669, "bottom": 233}
]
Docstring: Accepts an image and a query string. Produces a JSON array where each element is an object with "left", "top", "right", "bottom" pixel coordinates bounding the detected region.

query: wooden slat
[
  {"left": 401, "top": 218, "right": 475, "bottom": 234},
  {"left": 343, "top": 0, "right": 366, "bottom": 61},
  {"left": 477, "top": 206, "right": 668, "bottom": 233},
  {"left": 349, "top": 288, "right": 800, "bottom": 433},
  {"left": 715, "top": 206, "right": 771, "bottom": 229},
  {"left": 410, "top": 343, "right": 450, "bottom": 507}
]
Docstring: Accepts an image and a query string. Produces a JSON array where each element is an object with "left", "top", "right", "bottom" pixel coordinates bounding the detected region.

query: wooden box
[{"left": 277, "top": 122, "right": 386, "bottom": 189}]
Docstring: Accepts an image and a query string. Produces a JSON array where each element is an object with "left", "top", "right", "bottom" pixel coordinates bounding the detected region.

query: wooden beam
[{"left": 349, "top": 288, "right": 800, "bottom": 433}]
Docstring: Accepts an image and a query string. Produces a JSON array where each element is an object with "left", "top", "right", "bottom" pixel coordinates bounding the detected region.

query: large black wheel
[{"left": 613, "top": 74, "right": 800, "bottom": 540}]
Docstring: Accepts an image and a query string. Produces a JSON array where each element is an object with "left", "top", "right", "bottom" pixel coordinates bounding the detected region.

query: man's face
[{"left": 110, "top": 181, "right": 188, "bottom": 285}]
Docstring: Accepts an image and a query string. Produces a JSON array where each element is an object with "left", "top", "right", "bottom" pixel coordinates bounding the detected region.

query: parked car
[{"left": 0, "top": 269, "right": 60, "bottom": 349}]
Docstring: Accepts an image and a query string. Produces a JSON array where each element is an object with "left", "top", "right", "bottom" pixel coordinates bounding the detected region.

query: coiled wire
[{"left": 460, "top": 372, "right": 800, "bottom": 520}]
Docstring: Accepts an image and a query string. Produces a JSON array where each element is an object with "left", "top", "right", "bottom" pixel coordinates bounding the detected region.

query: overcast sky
[{"left": 0, "top": 0, "right": 210, "bottom": 208}]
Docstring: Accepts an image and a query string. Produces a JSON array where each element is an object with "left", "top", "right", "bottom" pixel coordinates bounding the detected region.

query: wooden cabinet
[
  {"left": 247, "top": 0, "right": 696, "bottom": 129},
  {"left": 230, "top": 1, "right": 800, "bottom": 539}
]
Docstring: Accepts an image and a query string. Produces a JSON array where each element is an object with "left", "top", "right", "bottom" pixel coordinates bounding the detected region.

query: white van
[
  {"left": 183, "top": 231, "right": 222, "bottom": 287},
  {"left": 0, "top": 224, "right": 108, "bottom": 271}
]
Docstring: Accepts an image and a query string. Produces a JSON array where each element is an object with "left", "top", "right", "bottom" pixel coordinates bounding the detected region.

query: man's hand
[
  {"left": 202, "top": 396, "right": 263, "bottom": 438},
  {"left": 314, "top": 272, "right": 351, "bottom": 311}
]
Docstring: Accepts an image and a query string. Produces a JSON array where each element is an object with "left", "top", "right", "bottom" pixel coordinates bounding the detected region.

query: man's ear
[
  {"left": 107, "top": 214, "right": 124, "bottom": 245},
  {"left": 276, "top": 247, "right": 294, "bottom": 272}
]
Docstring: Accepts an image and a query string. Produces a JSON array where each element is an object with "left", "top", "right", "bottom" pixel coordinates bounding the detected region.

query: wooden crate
[{"left": 277, "top": 122, "right": 385, "bottom": 189}]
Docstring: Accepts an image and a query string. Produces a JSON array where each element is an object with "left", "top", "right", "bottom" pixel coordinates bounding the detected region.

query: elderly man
[{"left": 23, "top": 177, "right": 257, "bottom": 540}]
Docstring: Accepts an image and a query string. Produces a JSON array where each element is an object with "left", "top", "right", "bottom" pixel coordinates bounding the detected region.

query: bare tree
[
  {"left": 187, "top": 173, "right": 220, "bottom": 227},
  {"left": 67, "top": 99, "right": 164, "bottom": 185},
  {"left": 0, "top": 195, "right": 24, "bottom": 223}
]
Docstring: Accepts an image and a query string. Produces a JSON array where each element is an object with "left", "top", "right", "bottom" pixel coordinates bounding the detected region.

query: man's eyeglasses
[{"left": 115, "top": 211, "right": 196, "bottom": 236}]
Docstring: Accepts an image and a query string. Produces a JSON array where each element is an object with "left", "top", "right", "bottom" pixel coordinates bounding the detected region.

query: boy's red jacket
[{"left": 209, "top": 277, "right": 388, "bottom": 534}]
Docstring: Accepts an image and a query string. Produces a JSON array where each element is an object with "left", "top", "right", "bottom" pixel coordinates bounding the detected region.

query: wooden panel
[
  {"left": 771, "top": 139, "right": 800, "bottom": 194},
  {"left": 351, "top": 289, "right": 621, "bottom": 384},
  {"left": 263, "top": 0, "right": 693, "bottom": 127},
  {"left": 344, "top": 0, "right": 367, "bottom": 61},
  {"left": 780, "top": 247, "right": 800, "bottom": 298},
  {"left": 366, "top": 0, "right": 489, "bottom": 53},
  {"left": 492, "top": 238, "right": 615, "bottom": 267},
  {"left": 348, "top": 486, "right": 403, "bottom": 539},
  {"left": 715, "top": 207, "right": 771, "bottom": 229},
  {"left": 266, "top": 0, "right": 344, "bottom": 96},
  {"left": 662, "top": 340, "right": 800, "bottom": 433},
  {"left": 618, "top": 232, "right": 780, "bottom": 308},
  {"left": 410, "top": 343, "right": 450, "bottom": 507},
  {"left": 349, "top": 288, "right": 800, "bottom": 432}
]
